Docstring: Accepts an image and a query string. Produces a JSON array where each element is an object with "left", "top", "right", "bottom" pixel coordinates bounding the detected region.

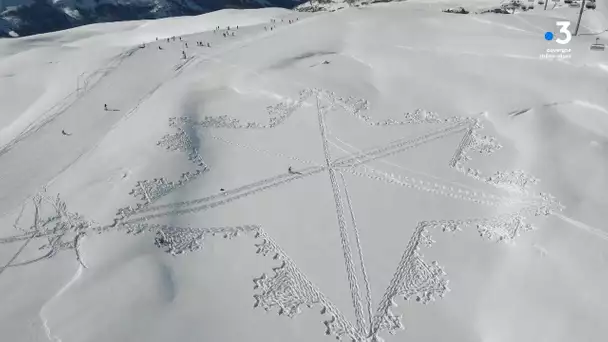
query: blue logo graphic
[{"left": 544, "top": 32, "right": 554, "bottom": 41}]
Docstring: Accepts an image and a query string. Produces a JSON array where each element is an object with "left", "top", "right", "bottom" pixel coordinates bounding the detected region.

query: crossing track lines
[
  {"left": 116, "top": 166, "right": 327, "bottom": 226},
  {"left": 332, "top": 121, "right": 472, "bottom": 169}
]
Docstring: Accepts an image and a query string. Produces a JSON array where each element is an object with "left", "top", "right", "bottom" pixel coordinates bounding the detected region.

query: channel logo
[{"left": 545, "top": 21, "right": 572, "bottom": 45}]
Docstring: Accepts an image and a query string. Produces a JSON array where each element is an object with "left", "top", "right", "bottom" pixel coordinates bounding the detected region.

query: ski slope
[{"left": 1, "top": 2, "right": 608, "bottom": 342}]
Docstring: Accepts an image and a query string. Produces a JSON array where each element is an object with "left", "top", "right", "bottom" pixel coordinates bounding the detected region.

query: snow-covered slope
[
  {"left": 1, "top": 2, "right": 608, "bottom": 342},
  {"left": 0, "top": 0, "right": 302, "bottom": 37}
]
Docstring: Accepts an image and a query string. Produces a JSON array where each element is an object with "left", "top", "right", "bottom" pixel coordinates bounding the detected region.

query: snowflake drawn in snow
[
  {"left": 114, "top": 88, "right": 562, "bottom": 341},
  {"left": 0, "top": 88, "right": 565, "bottom": 342}
]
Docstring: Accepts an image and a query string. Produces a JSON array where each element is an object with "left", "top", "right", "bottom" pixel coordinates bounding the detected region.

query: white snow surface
[{"left": 1, "top": 2, "right": 608, "bottom": 342}]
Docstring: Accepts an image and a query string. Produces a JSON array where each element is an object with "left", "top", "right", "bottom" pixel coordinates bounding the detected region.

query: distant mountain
[{"left": 0, "top": 0, "right": 305, "bottom": 37}]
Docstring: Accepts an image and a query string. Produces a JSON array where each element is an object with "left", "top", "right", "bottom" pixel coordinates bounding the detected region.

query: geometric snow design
[{"left": 1, "top": 87, "right": 564, "bottom": 342}]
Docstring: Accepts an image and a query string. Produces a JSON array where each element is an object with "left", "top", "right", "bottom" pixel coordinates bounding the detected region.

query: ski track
[
  {"left": 0, "top": 231, "right": 58, "bottom": 244},
  {"left": 339, "top": 171, "right": 373, "bottom": 335},
  {"left": 315, "top": 96, "right": 366, "bottom": 335},
  {"left": 39, "top": 264, "right": 84, "bottom": 342},
  {"left": 448, "top": 126, "right": 475, "bottom": 168},
  {"left": 334, "top": 121, "right": 471, "bottom": 168},
  {"left": 555, "top": 214, "right": 608, "bottom": 243},
  {"left": 6, "top": 247, "right": 58, "bottom": 268},
  {"left": 0, "top": 232, "right": 35, "bottom": 276},
  {"left": 122, "top": 165, "right": 325, "bottom": 216},
  {"left": 344, "top": 167, "right": 515, "bottom": 208},
  {"left": 330, "top": 134, "right": 508, "bottom": 203},
  {"left": 0, "top": 47, "right": 140, "bottom": 157},
  {"left": 118, "top": 166, "right": 326, "bottom": 225}
]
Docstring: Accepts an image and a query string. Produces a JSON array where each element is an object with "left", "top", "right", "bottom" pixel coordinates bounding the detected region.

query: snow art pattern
[{"left": 1, "top": 88, "right": 564, "bottom": 341}]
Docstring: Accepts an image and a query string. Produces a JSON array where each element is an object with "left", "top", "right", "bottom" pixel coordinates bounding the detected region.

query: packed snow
[{"left": 1, "top": 1, "right": 607, "bottom": 342}]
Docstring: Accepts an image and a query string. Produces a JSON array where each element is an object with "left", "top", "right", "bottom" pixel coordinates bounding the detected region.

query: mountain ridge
[{"left": 0, "top": 0, "right": 304, "bottom": 37}]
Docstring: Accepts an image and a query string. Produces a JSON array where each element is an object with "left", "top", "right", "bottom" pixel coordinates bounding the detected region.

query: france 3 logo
[{"left": 545, "top": 22, "right": 572, "bottom": 45}]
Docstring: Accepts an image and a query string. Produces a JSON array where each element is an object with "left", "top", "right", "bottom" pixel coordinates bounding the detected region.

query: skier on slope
[
  {"left": 104, "top": 104, "right": 108, "bottom": 111},
  {"left": 288, "top": 166, "right": 302, "bottom": 175},
  {"left": 61, "top": 129, "right": 71, "bottom": 136}
]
